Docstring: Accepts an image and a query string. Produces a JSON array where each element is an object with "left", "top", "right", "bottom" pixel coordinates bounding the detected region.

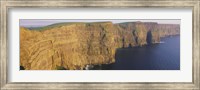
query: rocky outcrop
[
  {"left": 20, "top": 21, "right": 180, "bottom": 70},
  {"left": 144, "top": 22, "right": 160, "bottom": 44}
]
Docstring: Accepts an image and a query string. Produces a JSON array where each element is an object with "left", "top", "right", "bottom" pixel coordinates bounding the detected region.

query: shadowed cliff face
[
  {"left": 115, "top": 22, "right": 148, "bottom": 47},
  {"left": 20, "top": 22, "right": 180, "bottom": 70},
  {"left": 144, "top": 22, "right": 160, "bottom": 44}
]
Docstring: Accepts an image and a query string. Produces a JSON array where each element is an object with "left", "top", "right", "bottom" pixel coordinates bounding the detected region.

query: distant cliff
[
  {"left": 157, "top": 24, "right": 180, "bottom": 37},
  {"left": 113, "top": 22, "right": 179, "bottom": 47},
  {"left": 20, "top": 22, "right": 180, "bottom": 70}
]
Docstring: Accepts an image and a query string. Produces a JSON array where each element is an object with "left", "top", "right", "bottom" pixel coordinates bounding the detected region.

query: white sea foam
[{"left": 159, "top": 41, "right": 165, "bottom": 43}]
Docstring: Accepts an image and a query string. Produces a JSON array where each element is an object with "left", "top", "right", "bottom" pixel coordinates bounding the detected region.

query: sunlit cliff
[{"left": 20, "top": 22, "right": 180, "bottom": 70}]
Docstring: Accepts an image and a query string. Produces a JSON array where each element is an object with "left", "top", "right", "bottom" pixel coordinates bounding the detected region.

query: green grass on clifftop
[{"left": 28, "top": 22, "right": 85, "bottom": 31}]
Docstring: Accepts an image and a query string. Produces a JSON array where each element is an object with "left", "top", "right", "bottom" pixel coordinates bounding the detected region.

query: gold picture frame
[{"left": 0, "top": 0, "right": 199, "bottom": 89}]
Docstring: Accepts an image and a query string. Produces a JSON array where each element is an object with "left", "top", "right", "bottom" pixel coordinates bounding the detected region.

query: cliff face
[
  {"left": 158, "top": 24, "right": 180, "bottom": 37},
  {"left": 20, "top": 22, "right": 116, "bottom": 70},
  {"left": 114, "top": 22, "right": 180, "bottom": 47},
  {"left": 144, "top": 22, "right": 159, "bottom": 44},
  {"left": 114, "top": 22, "right": 148, "bottom": 47},
  {"left": 20, "top": 22, "right": 180, "bottom": 70}
]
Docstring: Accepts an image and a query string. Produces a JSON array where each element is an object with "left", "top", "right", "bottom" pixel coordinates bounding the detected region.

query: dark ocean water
[{"left": 99, "top": 35, "right": 180, "bottom": 70}]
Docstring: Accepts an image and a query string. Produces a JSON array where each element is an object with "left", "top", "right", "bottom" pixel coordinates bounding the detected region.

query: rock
[
  {"left": 85, "top": 65, "right": 94, "bottom": 70},
  {"left": 144, "top": 22, "right": 160, "bottom": 44},
  {"left": 147, "top": 29, "right": 160, "bottom": 44}
]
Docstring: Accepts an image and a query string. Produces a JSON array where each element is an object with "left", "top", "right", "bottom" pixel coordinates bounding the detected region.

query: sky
[{"left": 20, "top": 19, "right": 180, "bottom": 27}]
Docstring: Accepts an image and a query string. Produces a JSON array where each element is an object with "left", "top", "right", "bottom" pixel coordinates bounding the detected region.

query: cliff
[
  {"left": 114, "top": 22, "right": 148, "bottom": 47},
  {"left": 20, "top": 22, "right": 180, "bottom": 70},
  {"left": 20, "top": 22, "right": 116, "bottom": 70},
  {"left": 113, "top": 22, "right": 179, "bottom": 47},
  {"left": 157, "top": 24, "right": 180, "bottom": 37}
]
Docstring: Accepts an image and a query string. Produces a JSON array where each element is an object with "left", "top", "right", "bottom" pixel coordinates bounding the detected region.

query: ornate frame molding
[{"left": 0, "top": 0, "right": 199, "bottom": 89}]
